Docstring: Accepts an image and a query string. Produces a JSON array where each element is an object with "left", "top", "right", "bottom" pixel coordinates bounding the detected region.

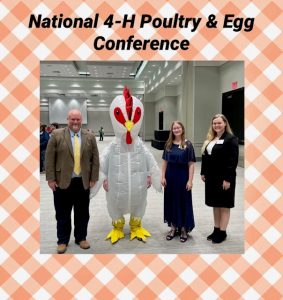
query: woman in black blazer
[{"left": 201, "top": 114, "right": 239, "bottom": 243}]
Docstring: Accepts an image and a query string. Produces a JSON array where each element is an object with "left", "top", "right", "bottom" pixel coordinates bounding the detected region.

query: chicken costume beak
[{"left": 125, "top": 120, "right": 134, "bottom": 131}]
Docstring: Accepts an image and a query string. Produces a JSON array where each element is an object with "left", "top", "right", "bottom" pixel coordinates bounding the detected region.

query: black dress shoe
[
  {"left": 207, "top": 227, "right": 220, "bottom": 241},
  {"left": 212, "top": 230, "right": 227, "bottom": 244}
]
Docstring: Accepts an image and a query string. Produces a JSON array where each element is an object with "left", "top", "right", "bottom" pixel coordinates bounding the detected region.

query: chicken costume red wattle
[{"left": 91, "top": 87, "right": 161, "bottom": 243}]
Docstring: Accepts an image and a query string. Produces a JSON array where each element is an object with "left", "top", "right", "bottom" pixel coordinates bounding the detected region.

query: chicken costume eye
[
  {"left": 114, "top": 107, "right": 126, "bottom": 125},
  {"left": 132, "top": 107, "right": 141, "bottom": 123}
]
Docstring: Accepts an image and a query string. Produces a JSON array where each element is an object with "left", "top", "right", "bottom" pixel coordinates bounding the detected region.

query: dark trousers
[
  {"left": 53, "top": 178, "right": 90, "bottom": 245},
  {"left": 40, "top": 150, "right": 46, "bottom": 172}
]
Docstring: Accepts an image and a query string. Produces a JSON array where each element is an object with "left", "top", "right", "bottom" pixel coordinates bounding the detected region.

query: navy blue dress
[{"left": 162, "top": 141, "right": 196, "bottom": 232}]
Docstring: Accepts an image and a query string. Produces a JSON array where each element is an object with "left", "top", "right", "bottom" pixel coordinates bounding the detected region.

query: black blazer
[{"left": 201, "top": 132, "right": 239, "bottom": 182}]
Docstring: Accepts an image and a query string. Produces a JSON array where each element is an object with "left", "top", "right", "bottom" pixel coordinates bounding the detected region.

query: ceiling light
[{"left": 78, "top": 71, "right": 90, "bottom": 76}]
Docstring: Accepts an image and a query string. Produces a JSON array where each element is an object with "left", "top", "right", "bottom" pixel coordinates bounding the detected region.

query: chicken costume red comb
[
  {"left": 124, "top": 87, "right": 133, "bottom": 121},
  {"left": 124, "top": 87, "right": 133, "bottom": 144}
]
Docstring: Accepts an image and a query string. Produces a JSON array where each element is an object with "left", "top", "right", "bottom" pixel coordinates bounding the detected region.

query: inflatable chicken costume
[{"left": 92, "top": 87, "right": 160, "bottom": 244}]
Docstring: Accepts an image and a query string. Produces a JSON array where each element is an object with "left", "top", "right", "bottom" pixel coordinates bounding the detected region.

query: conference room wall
[
  {"left": 86, "top": 110, "right": 112, "bottom": 136},
  {"left": 220, "top": 61, "right": 244, "bottom": 93},
  {"left": 154, "top": 96, "right": 178, "bottom": 131},
  {"left": 40, "top": 109, "right": 114, "bottom": 136},
  {"left": 143, "top": 102, "right": 155, "bottom": 140},
  {"left": 194, "top": 66, "right": 221, "bottom": 155}
]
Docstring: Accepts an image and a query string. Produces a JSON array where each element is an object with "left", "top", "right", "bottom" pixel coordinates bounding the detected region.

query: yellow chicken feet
[
  {"left": 129, "top": 216, "right": 151, "bottom": 242},
  {"left": 105, "top": 218, "right": 125, "bottom": 244}
]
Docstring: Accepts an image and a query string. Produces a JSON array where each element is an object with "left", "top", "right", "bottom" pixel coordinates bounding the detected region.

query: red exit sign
[{"left": 232, "top": 81, "right": 238, "bottom": 89}]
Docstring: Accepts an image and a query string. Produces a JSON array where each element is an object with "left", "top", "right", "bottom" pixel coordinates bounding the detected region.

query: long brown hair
[
  {"left": 201, "top": 114, "right": 233, "bottom": 154},
  {"left": 165, "top": 121, "right": 186, "bottom": 151}
]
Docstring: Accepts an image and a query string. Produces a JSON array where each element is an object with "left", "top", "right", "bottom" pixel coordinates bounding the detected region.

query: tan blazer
[{"left": 45, "top": 127, "right": 99, "bottom": 189}]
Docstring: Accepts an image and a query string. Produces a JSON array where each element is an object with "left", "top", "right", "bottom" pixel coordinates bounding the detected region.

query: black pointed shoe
[
  {"left": 207, "top": 227, "right": 220, "bottom": 241},
  {"left": 212, "top": 230, "right": 227, "bottom": 244}
]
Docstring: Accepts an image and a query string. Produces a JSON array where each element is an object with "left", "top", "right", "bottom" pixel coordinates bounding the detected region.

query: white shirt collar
[{"left": 69, "top": 128, "right": 81, "bottom": 137}]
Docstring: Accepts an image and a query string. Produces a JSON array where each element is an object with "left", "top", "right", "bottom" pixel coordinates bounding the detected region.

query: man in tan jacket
[{"left": 45, "top": 109, "right": 99, "bottom": 254}]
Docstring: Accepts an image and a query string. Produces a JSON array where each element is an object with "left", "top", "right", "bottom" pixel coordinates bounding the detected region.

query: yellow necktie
[{"left": 74, "top": 133, "right": 81, "bottom": 175}]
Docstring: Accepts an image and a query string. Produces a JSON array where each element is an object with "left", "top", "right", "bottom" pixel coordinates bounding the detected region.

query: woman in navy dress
[
  {"left": 201, "top": 114, "right": 239, "bottom": 244},
  {"left": 161, "top": 121, "right": 196, "bottom": 242}
]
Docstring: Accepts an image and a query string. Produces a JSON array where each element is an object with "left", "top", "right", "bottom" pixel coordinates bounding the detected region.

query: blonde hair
[
  {"left": 201, "top": 114, "right": 233, "bottom": 154},
  {"left": 165, "top": 121, "right": 186, "bottom": 151}
]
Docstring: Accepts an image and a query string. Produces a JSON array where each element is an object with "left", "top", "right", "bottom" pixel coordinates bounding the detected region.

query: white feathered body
[{"left": 100, "top": 137, "right": 160, "bottom": 220}]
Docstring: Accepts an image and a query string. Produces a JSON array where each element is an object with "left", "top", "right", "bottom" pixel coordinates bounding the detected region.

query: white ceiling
[
  {"left": 40, "top": 61, "right": 141, "bottom": 79},
  {"left": 40, "top": 61, "right": 226, "bottom": 108}
]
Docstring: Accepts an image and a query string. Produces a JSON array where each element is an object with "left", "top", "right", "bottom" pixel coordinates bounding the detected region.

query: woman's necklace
[{"left": 174, "top": 140, "right": 186, "bottom": 149}]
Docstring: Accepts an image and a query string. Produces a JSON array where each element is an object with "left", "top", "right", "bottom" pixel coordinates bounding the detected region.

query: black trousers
[
  {"left": 40, "top": 150, "right": 46, "bottom": 172},
  {"left": 53, "top": 178, "right": 90, "bottom": 245}
]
